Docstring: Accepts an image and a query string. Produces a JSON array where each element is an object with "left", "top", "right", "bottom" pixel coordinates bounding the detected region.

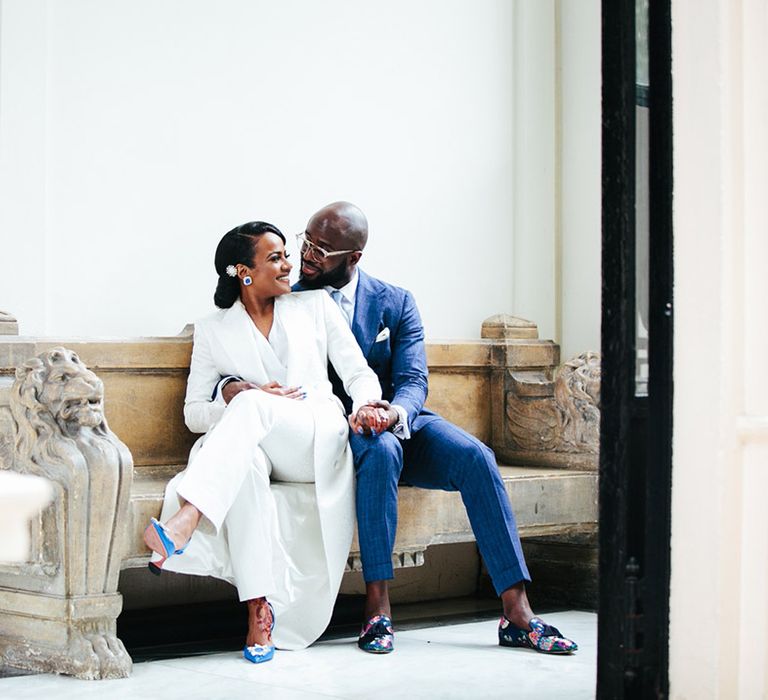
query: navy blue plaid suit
[{"left": 294, "top": 270, "right": 530, "bottom": 591}]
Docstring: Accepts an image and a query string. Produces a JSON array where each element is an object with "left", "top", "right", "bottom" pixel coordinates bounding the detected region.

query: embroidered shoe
[
  {"left": 498, "top": 616, "right": 578, "bottom": 655},
  {"left": 358, "top": 614, "right": 394, "bottom": 654},
  {"left": 243, "top": 602, "right": 276, "bottom": 665}
]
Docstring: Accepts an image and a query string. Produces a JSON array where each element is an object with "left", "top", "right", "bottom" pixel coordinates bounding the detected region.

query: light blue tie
[{"left": 329, "top": 289, "right": 352, "bottom": 326}]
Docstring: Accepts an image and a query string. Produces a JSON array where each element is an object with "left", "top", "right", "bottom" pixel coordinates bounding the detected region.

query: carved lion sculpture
[
  {"left": 5, "top": 347, "right": 133, "bottom": 679},
  {"left": 506, "top": 351, "right": 601, "bottom": 455},
  {"left": 554, "top": 352, "right": 600, "bottom": 453}
]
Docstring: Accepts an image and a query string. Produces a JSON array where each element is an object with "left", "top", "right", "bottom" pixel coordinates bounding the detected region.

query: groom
[{"left": 293, "top": 202, "right": 577, "bottom": 656}]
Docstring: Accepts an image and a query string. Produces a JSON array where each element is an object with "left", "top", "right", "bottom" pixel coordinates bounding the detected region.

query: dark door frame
[{"left": 599, "top": 0, "right": 673, "bottom": 697}]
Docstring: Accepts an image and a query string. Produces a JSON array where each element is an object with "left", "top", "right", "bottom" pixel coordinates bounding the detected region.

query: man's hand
[
  {"left": 348, "top": 400, "right": 398, "bottom": 436},
  {"left": 222, "top": 380, "right": 259, "bottom": 404},
  {"left": 222, "top": 380, "right": 305, "bottom": 404}
]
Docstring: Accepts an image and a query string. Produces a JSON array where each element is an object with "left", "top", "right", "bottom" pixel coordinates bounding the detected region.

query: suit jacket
[{"left": 294, "top": 269, "right": 438, "bottom": 435}]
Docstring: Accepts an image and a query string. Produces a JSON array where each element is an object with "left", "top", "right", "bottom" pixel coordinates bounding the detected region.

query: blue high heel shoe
[
  {"left": 143, "top": 517, "right": 189, "bottom": 576},
  {"left": 243, "top": 602, "right": 276, "bottom": 664}
]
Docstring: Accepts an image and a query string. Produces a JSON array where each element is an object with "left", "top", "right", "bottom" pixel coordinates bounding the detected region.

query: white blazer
[
  {"left": 159, "top": 290, "right": 381, "bottom": 649},
  {"left": 184, "top": 290, "right": 381, "bottom": 433}
]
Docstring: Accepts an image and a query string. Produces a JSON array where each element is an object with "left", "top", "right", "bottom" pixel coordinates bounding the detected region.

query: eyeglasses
[{"left": 296, "top": 232, "right": 358, "bottom": 261}]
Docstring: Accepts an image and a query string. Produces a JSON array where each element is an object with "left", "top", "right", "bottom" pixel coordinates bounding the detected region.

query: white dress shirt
[{"left": 324, "top": 270, "right": 359, "bottom": 322}]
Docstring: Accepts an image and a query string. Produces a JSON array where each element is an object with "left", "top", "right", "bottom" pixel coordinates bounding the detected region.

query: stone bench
[{"left": 0, "top": 314, "right": 598, "bottom": 678}]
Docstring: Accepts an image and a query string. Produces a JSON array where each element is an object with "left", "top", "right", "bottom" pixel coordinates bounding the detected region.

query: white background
[{"left": 0, "top": 0, "right": 600, "bottom": 361}]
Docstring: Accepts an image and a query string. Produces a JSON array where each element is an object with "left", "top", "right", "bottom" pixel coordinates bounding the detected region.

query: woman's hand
[
  {"left": 349, "top": 401, "right": 397, "bottom": 436},
  {"left": 222, "top": 380, "right": 305, "bottom": 404},
  {"left": 258, "top": 381, "right": 306, "bottom": 400}
]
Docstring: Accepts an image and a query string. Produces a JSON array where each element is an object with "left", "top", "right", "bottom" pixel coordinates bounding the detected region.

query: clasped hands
[
  {"left": 348, "top": 400, "right": 398, "bottom": 436},
  {"left": 221, "top": 380, "right": 396, "bottom": 436}
]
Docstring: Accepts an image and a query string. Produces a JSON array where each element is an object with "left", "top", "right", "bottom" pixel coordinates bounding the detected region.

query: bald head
[
  {"left": 307, "top": 201, "right": 368, "bottom": 252},
  {"left": 298, "top": 201, "right": 368, "bottom": 289}
]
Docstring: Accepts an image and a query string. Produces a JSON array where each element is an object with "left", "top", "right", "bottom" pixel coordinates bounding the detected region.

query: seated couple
[{"left": 143, "top": 202, "right": 578, "bottom": 664}]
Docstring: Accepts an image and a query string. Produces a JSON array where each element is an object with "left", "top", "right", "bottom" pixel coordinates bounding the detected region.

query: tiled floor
[{"left": 0, "top": 611, "right": 596, "bottom": 699}]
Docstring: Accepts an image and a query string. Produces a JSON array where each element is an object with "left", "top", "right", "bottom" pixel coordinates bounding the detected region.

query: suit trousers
[
  {"left": 176, "top": 389, "right": 316, "bottom": 601},
  {"left": 350, "top": 416, "right": 531, "bottom": 594}
]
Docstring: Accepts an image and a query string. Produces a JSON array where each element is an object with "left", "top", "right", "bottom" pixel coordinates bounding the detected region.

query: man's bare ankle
[{"left": 364, "top": 580, "right": 391, "bottom": 619}]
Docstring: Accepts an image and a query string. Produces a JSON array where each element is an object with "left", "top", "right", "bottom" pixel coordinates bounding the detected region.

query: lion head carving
[
  {"left": 506, "top": 351, "right": 601, "bottom": 455},
  {"left": 10, "top": 347, "right": 110, "bottom": 471},
  {"left": 554, "top": 351, "right": 601, "bottom": 453}
]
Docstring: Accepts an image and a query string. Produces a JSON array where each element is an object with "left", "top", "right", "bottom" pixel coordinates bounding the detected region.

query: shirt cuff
[
  {"left": 214, "top": 375, "right": 240, "bottom": 404},
  {"left": 390, "top": 403, "right": 411, "bottom": 440}
]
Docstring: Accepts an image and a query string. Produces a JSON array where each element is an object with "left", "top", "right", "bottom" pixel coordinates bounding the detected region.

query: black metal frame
[{"left": 599, "top": 0, "right": 673, "bottom": 697}]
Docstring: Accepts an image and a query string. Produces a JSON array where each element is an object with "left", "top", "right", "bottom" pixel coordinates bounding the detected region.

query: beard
[{"left": 298, "top": 257, "right": 351, "bottom": 289}]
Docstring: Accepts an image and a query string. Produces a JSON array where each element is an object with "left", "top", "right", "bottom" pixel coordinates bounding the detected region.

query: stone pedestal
[
  {"left": 0, "top": 348, "right": 133, "bottom": 679},
  {"left": 0, "top": 591, "right": 127, "bottom": 679},
  {"left": 482, "top": 314, "right": 600, "bottom": 470}
]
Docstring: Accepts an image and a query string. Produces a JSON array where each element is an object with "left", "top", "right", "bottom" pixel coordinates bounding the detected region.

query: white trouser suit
[{"left": 156, "top": 292, "right": 381, "bottom": 649}]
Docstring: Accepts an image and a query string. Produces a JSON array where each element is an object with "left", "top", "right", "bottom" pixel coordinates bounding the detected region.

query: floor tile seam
[
  {"left": 395, "top": 633, "right": 501, "bottom": 651},
  {"left": 321, "top": 635, "right": 502, "bottom": 652},
  {"left": 388, "top": 636, "right": 596, "bottom": 663},
  {"left": 146, "top": 660, "right": 347, "bottom": 699}
]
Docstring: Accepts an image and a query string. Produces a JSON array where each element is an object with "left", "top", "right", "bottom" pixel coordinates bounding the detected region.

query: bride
[{"left": 143, "top": 221, "right": 385, "bottom": 663}]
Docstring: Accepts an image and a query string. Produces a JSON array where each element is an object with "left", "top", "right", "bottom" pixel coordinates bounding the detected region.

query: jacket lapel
[
  {"left": 352, "top": 270, "right": 383, "bottom": 358},
  {"left": 215, "top": 300, "right": 271, "bottom": 382},
  {"left": 294, "top": 270, "right": 383, "bottom": 358}
]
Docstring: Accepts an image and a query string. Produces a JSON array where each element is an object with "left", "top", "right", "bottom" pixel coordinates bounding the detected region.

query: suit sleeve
[
  {"left": 322, "top": 292, "right": 382, "bottom": 412},
  {"left": 390, "top": 290, "right": 429, "bottom": 429},
  {"left": 183, "top": 322, "right": 227, "bottom": 434}
]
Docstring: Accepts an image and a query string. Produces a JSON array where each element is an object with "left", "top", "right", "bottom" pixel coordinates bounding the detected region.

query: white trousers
[
  {"left": 159, "top": 388, "right": 353, "bottom": 648},
  {"left": 177, "top": 389, "right": 321, "bottom": 599}
]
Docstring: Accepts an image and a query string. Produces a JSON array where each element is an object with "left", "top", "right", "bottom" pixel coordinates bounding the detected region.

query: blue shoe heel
[
  {"left": 243, "top": 602, "right": 276, "bottom": 664},
  {"left": 144, "top": 517, "right": 189, "bottom": 576}
]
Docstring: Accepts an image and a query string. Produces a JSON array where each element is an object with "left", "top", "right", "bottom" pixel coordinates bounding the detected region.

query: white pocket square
[{"left": 375, "top": 327, "right": 390, "bottom": 342}]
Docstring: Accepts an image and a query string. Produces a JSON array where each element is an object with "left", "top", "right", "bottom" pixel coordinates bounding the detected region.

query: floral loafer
[
  {"left": 498, "top": 615, "right": 578, "bottom": 654},
  {"left": 358, "top": 614, "right": 394, "bottom": 654}
]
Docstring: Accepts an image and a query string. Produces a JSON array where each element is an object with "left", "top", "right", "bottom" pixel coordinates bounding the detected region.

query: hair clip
[{"left": 226, "top": 265, "right": 237, "bottom": 278}]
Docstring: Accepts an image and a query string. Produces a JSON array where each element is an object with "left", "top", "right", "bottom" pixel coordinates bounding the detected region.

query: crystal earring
[{"left": 243, "top": 275, "right": 253, "bottom": 286}]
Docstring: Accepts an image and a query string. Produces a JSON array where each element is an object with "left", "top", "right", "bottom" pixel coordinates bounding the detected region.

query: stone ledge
[
  {"left": 0, "top": 336, "right": 557, "bottom": 373},
  {"left": 0, "top": 313, "right": 18, "bottom": 336},
  {"left": 0, "top": 590, "right": 123, "bottom": 621},
  {"left": 123, "top": 465, "right": 597, "bottom": 570}
]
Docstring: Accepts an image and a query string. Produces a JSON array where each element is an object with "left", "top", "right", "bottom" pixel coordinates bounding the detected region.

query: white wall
[
  {"left": 509, "top": 0, "right": 602, "bottom": 359},
  {"left": 510, "top": 1, "right": 557, "bottom": 343},
  {"left": 0, "top": 0, "right": 519, "bottom": 340},
  {"left": 558, "top": 0, "right": 601, "bottom": 362},
  {"left": 670, "top": 0, "right": 768, "bottom": 697},
  {"left": 0, "top": 0, "right": 47, "bottom": 334}
]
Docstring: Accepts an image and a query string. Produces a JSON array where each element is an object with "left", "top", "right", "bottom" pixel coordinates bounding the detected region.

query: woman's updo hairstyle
[{"left": 213, "top": 221, "right": 287, "bottom": 308}]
